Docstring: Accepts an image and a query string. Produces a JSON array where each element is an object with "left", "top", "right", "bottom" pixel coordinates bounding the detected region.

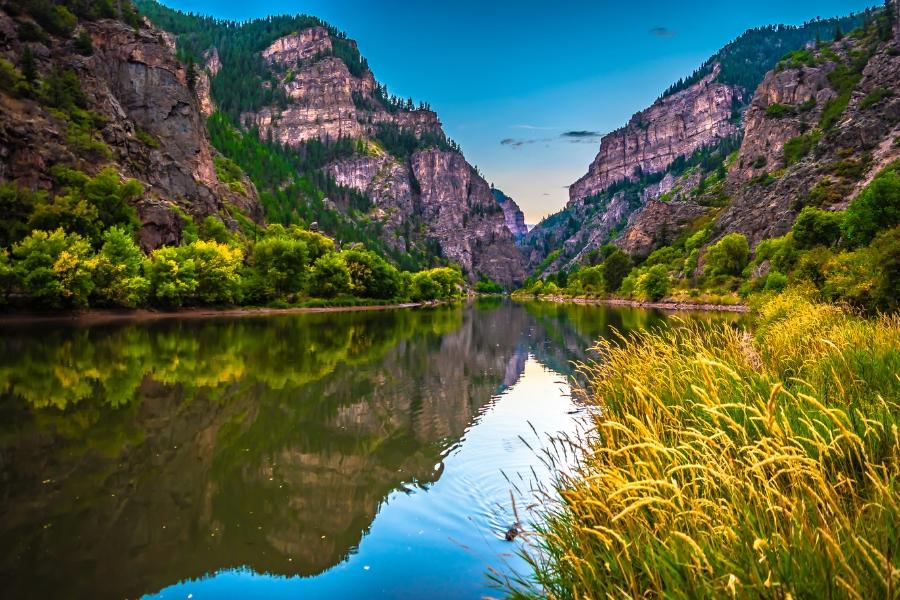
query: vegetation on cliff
[{"left": 510, "top": 291, "right": 899, "bottom": 598}]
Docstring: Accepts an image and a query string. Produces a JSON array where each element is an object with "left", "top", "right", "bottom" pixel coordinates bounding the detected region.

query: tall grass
[{"left": 511, "top": 291, "right": 900, "bottom": 599}]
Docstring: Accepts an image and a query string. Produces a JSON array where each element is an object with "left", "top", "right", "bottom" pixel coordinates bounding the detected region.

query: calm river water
[{"left": 0, "top": 300, "right": 731, "bottom": 599}]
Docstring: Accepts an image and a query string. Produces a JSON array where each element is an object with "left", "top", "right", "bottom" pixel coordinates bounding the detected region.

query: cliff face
[
  {"left": 0, "top": 11, "right": 263, "bottom": 250},
  {"left": 237, "top": 29, "right": 524, "bottom": 285},
  {"left": 491, "top": 188, "right": 528, "bottom": 244},
  {"left": 245, "top": 31, "right": 442, "bottom": 145},
  {"left": 569, "top": 66, "right": 743, "bottom": 204},
  {"left": 718, "top": 34, "right": 900, "bottom": 246}
]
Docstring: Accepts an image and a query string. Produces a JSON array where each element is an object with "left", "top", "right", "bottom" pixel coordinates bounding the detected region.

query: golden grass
[{"left": 511, "top": 291, "right": 900, "bottom": 599}]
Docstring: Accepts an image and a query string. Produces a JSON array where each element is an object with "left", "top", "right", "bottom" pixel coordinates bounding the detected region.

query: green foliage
[
  {"left": 308, "top": 253, "right": 351, "bottom": 299},
  {"left": 74, "top": 31, "right": 94, "bottom": 56},
  {"left": 860, "top": 86, "right": 893, "bottom": 109},
  {"left": 20, "top": 45, "right": 36, "bottom": 84},
  {"left": 765, "top": 102, "right": 795, "bottom": 118},
  {"left": 0, "top": 184, "right": 43, "bottom": 247},
  {"left": 134, "top": 127, "right": 160, "bottom": 149},
  {"left": 144, "top": 246, "right": 198, "bottom": 308},
  {"left": 0, "top": 59, "right": 23, "bottom": 94},
  {"left": 659, "top": 12, "right": 866, "bottom": 99},
  {"left": 214, "top": 155, "right": 247, "bottom": 195},
  {"left": 342, "top": 248, "right": 402, "bottom": 299},
  {"left": 11, "top": 228, "right": 95, "bottom": 307},
  {"left": 783, "top": 131, "right": 820, "bottom": 166},
  {"left": 21, "top": 0, "right": 77, "bottom": 37},
  {"left": 820, "top": 65, "right": 865, "bottom": 130},
  {"left": 763, "top": 270, "right": 788, "bottom": 292},
  {"left": 639, "top": 264, "right": 669, "bottom": 301},
  {"left": 93, "top": 226, "right": 149, "bottom": 308},
  {"left": 704, "top": 233, "right": 750, "bottom": 277},
  {"left": 474, "top": 277, "right": 504, "bottom": 294},
  {"left": 791, "top": 206, "right": 844, "bottom": 249},
  {"left": 842, "top": 166, "right": 900, "bottom": 246},
  {"left": 199, "top": 216, "right": 231, "bottom": 244},
  {"left": 245, "top": 231, "right": 309, "bottom": 300},
  {"left": 602, "top": 249, "right": 632, "bottom": 293}
]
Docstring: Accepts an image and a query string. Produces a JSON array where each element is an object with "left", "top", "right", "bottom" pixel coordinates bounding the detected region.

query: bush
[
  {"left": 308, "top": 253, "right": 350, "bottom": 299},
  {"left": 763, "top": 270, "right": 788, "bottom": 292},
  {"left": 602, "top": 249, "right": 632, "bottom": 293},
  {"left": 342, "top": 248, "right": 402, "bottom": 299},
  {"left": 842, "top": 167, "right": 900, "bottom": 247},
  {"left": 145, "top": 246, "right": 198, "bottom": 308},
  {"left": 93, "top": 226, "right": 148, "bottom": 308},
  {"left": 638, "top": 264, "right": 669, "bottom": 300},
  {"left": 11, "top": 228, "right": 95, "bottom": 308},
  {"left": 783, "top": 131, "right": 820, "bottom": 166},
  {"left": 474, "top": 277, "right": 503, "bottom": 294},
  {"left": 246, "top": 233, "right": 308, "bottom": 299},
  {"left": 765, "top": 102, "right": 795, "bottom": 118},
  {"left": 181, "top": 240, "right": 244, "bottom": 304},
  {"left": 791, "top": 206, "right": 843, "bottom": 249},
  {"left": 704, "top": 233, "right": 750, "bottom": 277}
]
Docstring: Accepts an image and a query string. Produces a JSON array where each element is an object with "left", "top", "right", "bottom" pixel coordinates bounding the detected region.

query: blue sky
[{"left": 158, "top": 0, "right": 875, "bottom": 222}]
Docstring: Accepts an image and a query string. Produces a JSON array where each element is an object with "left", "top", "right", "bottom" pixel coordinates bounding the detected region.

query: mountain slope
[
  {"left": 136, "top": 1, "right": 526, "bottom": 286},
  {"left": 526, "top": 8, "right": 872, "bottom": 275},
  {"left": 0, "top": 2, "right": 263, "bottom": 251}
]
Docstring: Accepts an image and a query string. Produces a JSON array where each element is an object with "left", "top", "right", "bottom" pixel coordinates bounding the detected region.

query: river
[{"left": 0, "top": 300, "right": 734, "bottom": 599}]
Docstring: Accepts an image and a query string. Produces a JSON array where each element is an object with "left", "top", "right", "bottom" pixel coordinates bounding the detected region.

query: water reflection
[{"left": 0, "top": 301, "right": 735, "bottom": 599}]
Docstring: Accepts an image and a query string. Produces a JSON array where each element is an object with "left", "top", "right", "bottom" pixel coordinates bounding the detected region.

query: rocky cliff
[
  {"left": 234, "top": 28, "right": 525, "bottom": 285},
  {"left": 0, "top": 9, "right": 263, "bottom": 250},
  {"left": 568, "top": 66, "right": 743, "bottom": 205},
  {"left": 716, "top": 32, "right": 900, "bottom": 246},
  {"left": 491, "top": 188, "right": 528, "bottom": 244}
]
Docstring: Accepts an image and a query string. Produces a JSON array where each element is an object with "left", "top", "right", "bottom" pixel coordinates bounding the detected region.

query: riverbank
[
  {"left": 517, "top": 294, "right": 749, "bottom": 313},
  {"left": 514, "top": 291, "right": 900, "bottom": 598},
  {"left": 0, "top": 301, "right": 440, "bottom": 325}
]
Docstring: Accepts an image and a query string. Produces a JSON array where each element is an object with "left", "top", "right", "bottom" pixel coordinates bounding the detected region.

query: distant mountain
[
  {"left": 136, "top": 0, "right": 525, "bottom": 285},
  {"left": 525, "top": 6, "right": 877, "bottom": 275}
]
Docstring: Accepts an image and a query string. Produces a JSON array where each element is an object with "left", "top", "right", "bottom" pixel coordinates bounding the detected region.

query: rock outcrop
[
  {"left": 718, "top": 34, "right": 900, "bottom": 246},
  {"left": 569, "top": 66, "right": 743, "bottom": 204},
  {"left": 235, "top": 29, "right": 524, "bottom": 284},
  {"left": 0, "top": 10, "right": 264, "bottom": 250},
  {"left": 491, "top": 188, "right": 528, "bottom": 244}
]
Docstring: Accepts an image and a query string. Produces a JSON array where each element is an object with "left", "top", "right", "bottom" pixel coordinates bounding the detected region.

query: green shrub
[
  {"left": 474, "top": 277, "right": 503, "bottom": 294},
  {"left": 704, "top": 233, "right": 750, "bottom": 277},
  {"left": 791, "top": 206, "right": 844, "bottom": 249},
  {"left": 859, "top": 86, "right": 893, "bottom": 109},
  {"left": 246, "top": 233, "right": 308, "bottom": 299},
  {"left": 638, "top": 264, "right": 669, "bottom": 301},
  {"left": 134, "top": 127, "right": 160, "bottom": 149},
  {"left": 602, "top": 249, "right": 632, "bottom": 293},
  {"left": 765, "top": 102, "right": 795, "bottom": 118},
  {"left": 763, "top": 270, "right": 788, "bottom": 292},
  {"left": 93, "top": 226, "right": 148, "bottom": 308},
  {"left": 783, "top": 131, "right": 820, "bottom": 166},
  {"left": 843, "top": 167, "right": 900, "bottom": 246},
  {"left": 308, "top": 253, "right": 350, "bottom": 299},
  {"left": 11, "top": 228, "right": 95, "bottom": 308}
]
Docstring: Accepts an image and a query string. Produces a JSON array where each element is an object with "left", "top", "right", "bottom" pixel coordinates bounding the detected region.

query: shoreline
[
  {"left": 0, "top": 302, "right": 436, "bottom": 326},
  {"left": 525, "top": 295, "right": 750, "bottom": 313}
]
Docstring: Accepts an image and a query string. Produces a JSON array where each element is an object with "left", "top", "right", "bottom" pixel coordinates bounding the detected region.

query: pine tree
[
  {"left": 186, "top": 58, "right": 197, "bottom": 91},
  {"left": 834, "top": 23, "right": 844, "bottom": 41},
  {"left": 20, "top": 46, "right": 37, "bottom": 84}
]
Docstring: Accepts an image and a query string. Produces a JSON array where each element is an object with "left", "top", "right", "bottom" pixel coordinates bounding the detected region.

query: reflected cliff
[{"left": 0, "top": 301, "right": 736, "bottom": 599}]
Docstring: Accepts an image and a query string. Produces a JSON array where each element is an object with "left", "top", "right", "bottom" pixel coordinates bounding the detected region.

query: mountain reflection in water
[{"left": 0, "top": 301, "right": 735, "bottom": 599}]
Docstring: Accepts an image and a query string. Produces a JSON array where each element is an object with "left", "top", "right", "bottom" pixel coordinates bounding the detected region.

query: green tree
[
  {"left": 704, "top": 233, "right": 750, "bottom": 277},
  {"left": 342, "top": 249, "right": 402, "bottom": 299},
  {"left": 639, "top": 264, "right": 669, "bottom": 301},
  {"left": 410, "top": 271, "right": 441, "bottom": 301},
  {"left": 842, "top": 168, "right": 900, "bottom": 247},
  {"left": 94, "top": 226, "right": 149, "bottom": 307},
  {"left": 181, "top": 240, "right": 244, "bottom": 304},
  {"left": 145, "top": 246, "right": 198, "bottom": 307},
  {"left": 20, "top": 45, "right": 37, "bottom": 84},
  {"left": 792, "top": 207, "right": 844, "bottom": 249},
  {"left": 0, "top": 184, "right": 42, "bottom": 247},
  {"left": 11, "top": 228, "right": 96, "bottom": 307},
  {"left": 246, "top": 233, "right": 308, "bottom": 299},
  {"left": 602, "top": 249, "right": 633, "bottom": 293},
  {"left": 308, "top": 253, "right": 351, "bottom": 298}
]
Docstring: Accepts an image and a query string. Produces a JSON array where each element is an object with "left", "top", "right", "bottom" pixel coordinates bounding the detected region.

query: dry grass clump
[{"left": 513, "top": 291, "right": 900, "bottom": 599}]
